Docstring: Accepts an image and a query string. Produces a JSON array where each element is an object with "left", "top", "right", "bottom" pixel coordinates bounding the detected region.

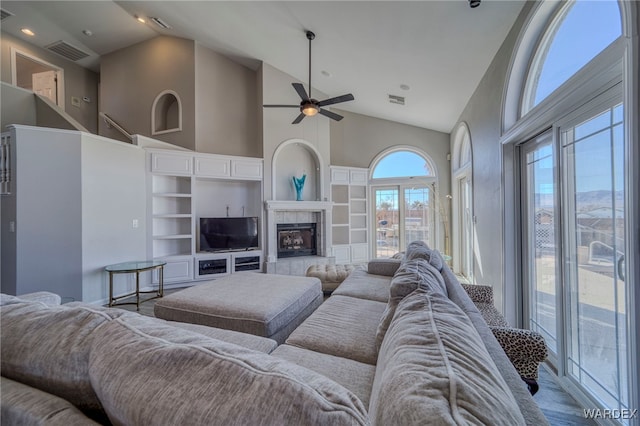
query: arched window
[
  {"left": 522, "top": 0, "right": 621, "bottom": 113},
  {"left": 370, "top": 148, "right": 441, "bottom": 258},
  {"left": 372, "top": 150, "right": 435, "bottom": 179},
  {"left": 451, "top": 123, "right": 473, "bottom": 281},
  {"left": 503, "top": 0, "right": 633, "bottom": 415}
]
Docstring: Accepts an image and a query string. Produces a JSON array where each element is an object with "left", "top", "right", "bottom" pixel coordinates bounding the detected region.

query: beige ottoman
[
  {"left": 305, "top": 264, "right": 356, "bottom": 293},
  {"left": 154, "top": 274, "right": 323, "bottom": 344}
]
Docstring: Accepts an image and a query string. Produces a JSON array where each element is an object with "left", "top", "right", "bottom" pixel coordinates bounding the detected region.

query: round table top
[{"left": 105, "top": 260, "right": 167, "bottom": 273}]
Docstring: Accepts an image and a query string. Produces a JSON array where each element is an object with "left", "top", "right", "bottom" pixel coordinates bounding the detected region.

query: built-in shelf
[
  {"left": 147, "top": 149, "right": 264, "bottom": 284},
  {"left": 330, "top": 166, "right": 370, "bottom": 264}
]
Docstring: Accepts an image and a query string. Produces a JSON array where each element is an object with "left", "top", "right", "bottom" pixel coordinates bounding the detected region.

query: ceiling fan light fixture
[
  {"left": 302, "top": 103, "right": 319, "bottom": 116},
  {"left": 469, "top": 0, "right": 481, "bottom": 8}
]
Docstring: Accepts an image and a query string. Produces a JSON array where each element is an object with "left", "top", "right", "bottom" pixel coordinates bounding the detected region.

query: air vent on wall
[
  {"left": 388, "top": 94, "right": 405, "bottom": 105},
  {"left": 1, "top": 8, "right": 15, "bottom": 21},
  {"left": 150, "top": 17, "right": 172, "bottom": 29},
  {"left": 45, "top": 40, "right": 90, "bottom": 61}
]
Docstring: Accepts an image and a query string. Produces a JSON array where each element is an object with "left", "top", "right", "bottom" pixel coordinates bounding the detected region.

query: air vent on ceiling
[
  {"left": 388, "top": 94, "right": 405, "bottom": 105},
  {"left": 150, "top": 17, "right": 172, "bottom": 29},
  {"left": 45, "top": 40, "right": 90, "bottom": 61},
  {"left": 1, "top": 8, "right": 15, "bottom": 21}
]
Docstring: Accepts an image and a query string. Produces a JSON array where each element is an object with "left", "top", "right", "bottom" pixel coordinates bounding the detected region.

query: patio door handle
[{"left": 617, "top": 254, "right": 625, "bottom": 282}]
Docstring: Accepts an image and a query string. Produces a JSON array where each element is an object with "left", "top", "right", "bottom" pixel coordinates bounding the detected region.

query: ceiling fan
[{"left": 263, "top": 30, "right": 355, "bottom": 124}]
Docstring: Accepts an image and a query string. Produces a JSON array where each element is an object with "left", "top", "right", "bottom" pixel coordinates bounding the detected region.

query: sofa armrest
[
  {"left": 461, "top": 283, "right": 494, "bottom": 304},
  {"left": 16, "top": 292, "right": 62, "bottom": 306},
  {"left": 490, "top": 326, "right": 548, "bottom": 380},
  {"left": 367, "top": 259, "right": 401, "bottom": 276}
]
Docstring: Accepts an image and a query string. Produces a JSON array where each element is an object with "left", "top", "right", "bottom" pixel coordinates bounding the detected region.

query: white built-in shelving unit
[
  {"left": 146, "top": 149, "right": 264, "bottom": 286},
  {"left": 330, "top": 166, "right": 370, "bottom": 264}
]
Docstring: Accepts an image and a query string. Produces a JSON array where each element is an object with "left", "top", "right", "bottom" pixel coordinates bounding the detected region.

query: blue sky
[
  {"left": 534, "top": 0, "right": 621, "bottom": 105},
  {"left": 372, "top": 151, "right": 431, "bottom": 179}
]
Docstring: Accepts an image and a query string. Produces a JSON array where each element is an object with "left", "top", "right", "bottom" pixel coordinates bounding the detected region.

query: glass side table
[{"left": 105, "top": 260, "right": 166, "bottom": 311}]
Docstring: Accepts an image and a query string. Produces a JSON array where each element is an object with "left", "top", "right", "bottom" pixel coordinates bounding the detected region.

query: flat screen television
[{"left": 200, "top": 217, "right": 259, "bottom": 252}]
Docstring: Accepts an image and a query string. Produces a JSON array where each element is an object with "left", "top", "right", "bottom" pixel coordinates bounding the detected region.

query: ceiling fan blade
[
  {"left": 292, "top": 83, "right": 309, "bottom": 101},
  {"left": 317, "top": 93, "right": 354, "bottom": 107},
  {"left": 318, "top": 108, "right": 344, "bottom": 121},
  {"left": 263, "top": 104, "right": 300, "bottom": 108},
  {"left": 292, "top": 112, "right": 306, "bottom": 124}
]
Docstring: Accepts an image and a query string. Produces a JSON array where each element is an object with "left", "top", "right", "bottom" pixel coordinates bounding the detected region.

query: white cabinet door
[
  {"left": 350, "top": 169, "right": 368, "bottom": 185},
  {"left": 330, "top": 167, "right": 350, "bottom": 184},
  {"left": 194, "top": 156, "right": 231, "bottom": 178},
  {"left": 332, "top": 245, "right": 351, "bottom": 264},
  {"left": 151, "top": 153, "right": 193, "bottom": 175},
  {"left": 154, "top": 257, "right": 193, "bottom": 283},
  {"left": 350, "top": 244, "right": 369, "bottom": 263},
  {"left": 232, "top": 159, "right": 262, "bottom": 180}
]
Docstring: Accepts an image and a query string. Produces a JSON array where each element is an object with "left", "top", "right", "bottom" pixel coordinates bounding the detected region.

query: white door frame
[{"left": 10, "top": 47, "right": 65, "bottom": 109}]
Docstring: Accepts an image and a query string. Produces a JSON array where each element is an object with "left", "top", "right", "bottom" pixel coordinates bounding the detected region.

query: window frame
[{"left": 500, "top": 1, "right": 638, "bottom": 421}]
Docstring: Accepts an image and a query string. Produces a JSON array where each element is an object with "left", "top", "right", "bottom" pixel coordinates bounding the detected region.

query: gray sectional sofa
[{"left": 1, "top": 242, "right": 549, "bottom": 425}]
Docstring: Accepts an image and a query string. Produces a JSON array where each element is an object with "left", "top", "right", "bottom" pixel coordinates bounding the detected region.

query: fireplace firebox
[{"left": 277, "top": 223, "right": 317, "bottom": 258}]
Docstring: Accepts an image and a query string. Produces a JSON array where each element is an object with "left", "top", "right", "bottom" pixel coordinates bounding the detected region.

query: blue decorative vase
[{"left": 293, "top": 174, "right": 306, "bottom": 201}]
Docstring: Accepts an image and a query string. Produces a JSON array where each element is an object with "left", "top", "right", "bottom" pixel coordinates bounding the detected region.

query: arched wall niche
[
  {"left": 152, "top": 89, "right": 182, "bottom": 135},
  {"left": 271, "top": 139, "right": 324, "bottom": 202}
]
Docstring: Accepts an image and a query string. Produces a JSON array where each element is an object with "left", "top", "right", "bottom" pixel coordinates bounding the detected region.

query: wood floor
[{"left": 110, "top": 290, "right": 595, "bottom": 426}]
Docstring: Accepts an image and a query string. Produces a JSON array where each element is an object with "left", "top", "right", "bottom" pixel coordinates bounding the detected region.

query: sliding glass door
[
  {"left": 521, "top": 94, "right": 630, "bottom": 415},
  {"left": 522, "top": 131, "right": 558, "bottom": 356},
  {"left": 561, "top": 102, "right": 628, "bottom": 412}
]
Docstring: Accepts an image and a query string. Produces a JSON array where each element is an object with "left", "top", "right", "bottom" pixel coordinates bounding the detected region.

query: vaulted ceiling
[{"left": 1, "top": 1, "right": 526, "bottom": 133}]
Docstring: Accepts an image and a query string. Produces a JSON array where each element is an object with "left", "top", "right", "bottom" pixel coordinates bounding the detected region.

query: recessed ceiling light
[
  {"left": 135, "top": 15, "right": 146, "bottom": 24},
  {"left": 21, "top": 28, "right": 35, "bottom": 36},
  {"left": 400, "top": 84, "right": 410, "bottom": 91},
  {"left": 82, "top": 29, "right": 93, "bottom": 37},
  {"left": 321, "top": 70, "right": 331, "bottom": 77}
]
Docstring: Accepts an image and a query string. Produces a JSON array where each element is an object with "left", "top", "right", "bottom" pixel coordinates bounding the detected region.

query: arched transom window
[{"left": 522, "top": 0, "right": 622, "bottom": 113}]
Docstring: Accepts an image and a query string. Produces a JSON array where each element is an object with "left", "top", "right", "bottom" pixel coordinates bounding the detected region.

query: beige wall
[
  {"left": 330, "top": 109, "right": 452, "bottom": 253},
  {"left": 451, "top": 3, "right": 534, "bottom": 320},
  {"left": 261, "top": 63, "right": 331, "bottom": 202},
  {"left": 100, "top": 36, "right": 196, "bottom": 149},
  {"left": 195, "top": 43, "right": 260, "bottom": 157},
  {"left": 0, "top": 31, "right": 99, "bottom": 133}
]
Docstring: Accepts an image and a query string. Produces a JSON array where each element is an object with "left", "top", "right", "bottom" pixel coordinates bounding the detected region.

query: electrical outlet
[
  {"left": 9, "top": 221, "right": 15, "bottom": 232},
  {"left": 132, "top": 219, "right": 139, "bottom": 229}
]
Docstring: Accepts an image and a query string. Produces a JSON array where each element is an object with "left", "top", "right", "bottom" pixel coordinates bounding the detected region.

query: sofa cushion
[
  {"left": 0, "top": 376, "right": 101, "bottom": 426},
  {"left": 89, "top": 317, "right": 369, "bottom": 426},
  {"left": 369, "top": 289, "right": 526, "bottom": 426},
  {"left": 366, "top": 258, "right": 401, "bottom": 277},
  {"left": 375, "top": 258, "right": 447, "bottom": 351},
  {"left": 403, "top": 240, "right": 444, "bottom": 271},
  {"left": 332, "top": 268, "right": 392, "bottom": 302},
  {"left": 272, "top": 344, "right": 376, "bottom": 408},
  {"left": 0, "top": 299, "right": 128, "bottom": 419},
  {"left": 286, "top": 295, "right": 387, "bottom": 365}
]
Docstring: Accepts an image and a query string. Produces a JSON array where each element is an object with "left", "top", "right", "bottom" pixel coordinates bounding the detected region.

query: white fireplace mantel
[
  {"left": 265, "top": 200, "right": 333, "bottom": 211},
  {"left": 264, "top": 200, "right": 333, "bottom": 264}
]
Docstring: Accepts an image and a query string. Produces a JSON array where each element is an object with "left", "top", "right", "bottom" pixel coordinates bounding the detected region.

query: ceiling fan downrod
[{"left": 306, "top": 30, "right": 315, "bottom": 99}]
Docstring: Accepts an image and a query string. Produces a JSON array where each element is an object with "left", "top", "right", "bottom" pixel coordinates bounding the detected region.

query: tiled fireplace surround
[{"left": 264, "top": 200, "right": 334, "bottom": 275}]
